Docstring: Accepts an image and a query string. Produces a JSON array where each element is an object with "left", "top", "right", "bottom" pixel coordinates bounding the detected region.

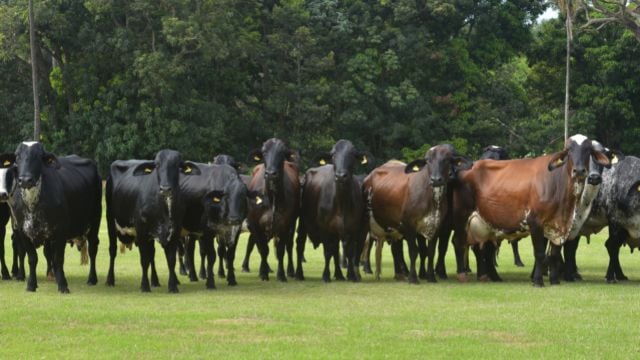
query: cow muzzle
[
  {"left": 0, "top": 192, "right": 8, "bottom": 202},
  {"left": 430, "top": 176, "right": 445, "bottom": 187},
  {"left": 572, "top": 168, "right": 587, "bottom": 180},
  {"left": 587, "top": 173, "right": 602, "bottom": 185},
  {"left": 18, "top": 176, "right": 36, "bottom": 189}
]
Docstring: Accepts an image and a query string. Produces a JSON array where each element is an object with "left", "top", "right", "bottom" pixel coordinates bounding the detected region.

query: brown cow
[
  {"left": 451, "top": 135, "right": 611, "bottom": 286},
  {"left": 364, "top": 144, "right": 471, "bottom": 283},
  {"left": 246, "top": 138, "right": 300, "bottom": 282}
]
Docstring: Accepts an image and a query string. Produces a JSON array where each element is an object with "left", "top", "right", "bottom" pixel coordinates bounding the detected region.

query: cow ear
[
  {"left": 0, "top": 153, "right": 16, "bottom": 168},
  {"left": 591, "top": 148, "right": 612, "bottom": 169},
  {"left": 358, "top": 151, "right": 373, "bottom": 167},
  {"left": 132, "top": 162, "right": 156, "bottom": 176},
  {"left": 608, "top": 149, "right": 624, "bottom": 165},
  {"left": 181, "top": 161, "right": 202, "bottom": 175},
  {"left": 312, "top": 153, "right": 332, "bottom": 166},
  {"left": 452, "top": 155, "right": 472, "bottom": 172},
  {"left": 43, "top": 153, "right": 61, "bottom": 169},
  {"left": 247, "top": 190, "right": 264, "bottom": 205},
  {"left": 203, "top": 190, "right": 225, "bottom": 205},
  {"left": 405, "top": 159, "right": 427, "bottom": 174},
  {"left": 286, "top": 149, "right": 300, "bottom": 163},
  {"left": 248, "top": 149, "right": 262, "bottom": 163},
  {"left": 548, "top": 150, "right": 568, "bottom": 171}
]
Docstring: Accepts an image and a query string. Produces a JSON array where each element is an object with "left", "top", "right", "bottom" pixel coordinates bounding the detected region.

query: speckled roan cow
[
  {"left": 450, "top": 135, "right": 611, "bottom": 286},
  {"left": 562, "top": 154, "right": 640, "bottom": 283}
]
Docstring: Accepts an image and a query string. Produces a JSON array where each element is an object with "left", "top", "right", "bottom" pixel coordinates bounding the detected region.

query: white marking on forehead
[
  {"left": 22, "top": 141, "right": 38, "bottom": 147},
  {"left": 489, "top": 145, "right": 500, "bottom": 149},
  {"left": 429, "top": 146, "right": 436, "bottom": 151},
  {"left": 569, "top": 134, "right": 588, "bottom": 145}
]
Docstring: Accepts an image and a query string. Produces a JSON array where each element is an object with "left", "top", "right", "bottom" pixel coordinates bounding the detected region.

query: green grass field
[{"left": 1, "top": 222, "right": 640, "bottom": 359}]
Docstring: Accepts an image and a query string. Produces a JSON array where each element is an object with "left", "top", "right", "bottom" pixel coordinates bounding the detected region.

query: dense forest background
[{"left": 1, "top": 1, "right": 639, "bottom": 175}]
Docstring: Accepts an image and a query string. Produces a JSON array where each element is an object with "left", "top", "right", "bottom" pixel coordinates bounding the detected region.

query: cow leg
[
  {"left": 44, "top": 242, "right": 54, "bottom": 281},
  {"left": 472, "top": 245, "right": 489, "bottom": 281},
  {"left": 345, "top": 236, "right": 360, "bottom": 282},
  {"left": 184, "top": 237, "right": 199, "bottom": 281},
  {"left": 406, "top": 237, "right": 419, "bottom": 284},
  {"left": 199, "top": 233, "right": 216, "bottom": 289},
  {"left": 139, "top": 241, "right": 152, "bottom": 292},
  {"left": 425, "top": 236, "right": 438, "bottom": 283},
  {"left": 605, "top": 226, "right": 627, "bottom": 283},
  {"left": 374, "top": 238, "right": 383, "bottom": 280},
  {"left": 242, "top": 234, "right": 255, "bottom": 273},
  {"left": 149, "top": 243, "right": 161, "bottom": 287},
  {"left": 435, "top": 227, "right": 451, "bottom": 280},
  {"left": 53, "top": 241, "right": 70, "bottom": 294},
  {"left": 512, "top": 241, "right": 524, "bottom": 267},
  {"left": 275, "top": 237, "right": 287, "bottom": 282},
  {"left": 12, "top": 233, "right": 26, "bottom": 281},
  {"left": 322, "top": 241, "right": 331, "bottom": 283},
  {"left": 485, "top": 243, "right": 502, "bottom": 282},
  {"left": 547, "top": 244, "right": 562, "bottom": 285},
  {"left": 256, "top": 235, "right": 270, "bottom": 281},
  {"left": 361, "top": 235, "right": 373, "bottom": 274},
  {"left": 162, "top": 241, "right": 180, "bottom": 293},
  {"left": 391, "top": 241, "right": 406, "bottom": 281},
  {"left": 87, "top": 234, "right": 98, "bottom": 286},
  {"left": 562, "top": 237, "right": 580, "bottom": 282},
  {"left": 24, "top": 239, "right": 38, "bottom": 292},
  {"left": 199, "top": 241, "right": 207, "bottom": 280},
  {"left": 333, "top": 240, "right": 345, "bottom": 281},
  {"left": 226, "top": 239, "right": 238, "bottom": 286},
  {"left": 106, "top": 239, "right": 118, "bottom": 288},
  {"left": 340, "top": 241, "right": 348, "bottom": 269},
  {"left": 295, "top": 223, "right": 306, "bottom": 281},
  {"left": 531, "top": 231, "right": 548, "bottom": 288},
  {"left": 0, "top": 226, "right": 9, "bottom": 280},
  {"left": 417, "top": 235, "right": 428, "bottom": 280},
  {"left": 11, "top": 232, "right": 20, "bottom": 278},
  {"left": 286, "top": 228, "right": 295, "bottom": 278},
  {"left": 452, "top": 230, "right": 469, "bottom": 282},
  {"left": 177, "top": 241, "right": 188, "bottom": 276},
  {"left": 217, "top": 239, "right": 226, "bottom": 278}
]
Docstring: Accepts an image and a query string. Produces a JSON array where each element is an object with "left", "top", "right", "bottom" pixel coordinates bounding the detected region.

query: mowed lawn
[{"left": 2, "top": 219, "right": 640, "bottom": 359}]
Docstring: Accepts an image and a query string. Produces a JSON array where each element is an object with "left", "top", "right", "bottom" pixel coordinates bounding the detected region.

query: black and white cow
[
  {"left": 180, "top": 162, "right": 248, "bottom": 287},
  {"left": 9, "top": 142, "right": 101, "bottom": 293},
  {"left": 0, "top": 153, "right": 18, "bottom": 280},
  {"left": 561, "top": 152, "right": 640, "bottom": 283},
  {"left": 105, "top": 149, "right": 201, "bottom": 293}
]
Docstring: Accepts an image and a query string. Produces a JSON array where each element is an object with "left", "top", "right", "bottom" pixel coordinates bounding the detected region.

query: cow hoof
[
  {"left": 242, "top": 265, "right": 250, "bottom": 273},
  {"left": 532, "top": 281, "right": 544, "bottom": 288},
  {"left": 322, "top": 276, "right": 331, "bottom": 283},
  {"left": 408, "top": 277, "right": 419, "bottom": 285},
  {"left": 26, "top": 287, "right": 37, "bottom": 292},
  {"left": 436, "top": 272, "right": 448, "bottom": 280},
  {"left": 260, "top": 275, "right": 269, "bottom": 281},
  {"left": 456, "top": 273, "right": 469, "bottom": 283},
  {"left": 59, "top": 288, "right": 70, "bottom": 294},
  {"left": 106, "top": 279, "right": 115, "bottom": 287},
  {"left": 15, "top": 275, "right": 25, "bottom": 282},
  {"left": 550, "top": 278, "right": 560, "bottom": 285},
  {"left": 277, "top": 275, "right": 287, "bottom": 283},
  {"left": 426, "top": 274, "right": 437, "bottom": 283},
  {"left": 179, "top": 268, "right": 188, "bottom": 276},
  {"left": 295, "top": 273, "right": 305, "bottom": 281},
  {"left": 227, "top": 280, "right": 237, "bottom": 286},
  {"left": 168, "top": 287, "right": 179, "bottom": 294},
  {"left": 217, "top": 271, "right": 226, "bottom": 279},
  {"left": 87, "top": 279, "right": 97, "bottom": 286},
  {"left": 606, "top": 278, "right": 617, "bottom": 284},
  {"left": 394, "top": 274, "right": 406, "bottom": 282},
  {"left": 335, "top": 275, "right": 345, "bottom": 281},
  {"left": 478, "top": 274, "right": 490, "bottom": 282},
  {"left": 47, "top": 273, "right": 55, "bottom": 282},
  {"left": 189, "top": 276, "right": 198, "bottom": 282},
  {"left": 617, "top": 275, "right": 629, "bottom": 281}
]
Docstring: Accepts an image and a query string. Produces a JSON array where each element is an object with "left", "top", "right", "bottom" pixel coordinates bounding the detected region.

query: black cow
[
  {"left": 180, "top": 162, "right": 248, "bottom": 287},
  {"left": 9, "top": 142, "right": 101, "bottom": 293},
  {"left": 247, "top": 138, "right": 300, "bottom": 281},
  {"left": 296, "top": 140, "right": 368, "bottom": 282},
  {"left": 105, "top": 149, "right": 201, "bottom": 293}
]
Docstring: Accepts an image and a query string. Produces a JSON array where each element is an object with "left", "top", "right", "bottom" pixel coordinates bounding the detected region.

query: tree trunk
[
  {"left": 29, "top": 0, "right": 41, "bottom": 140},
  {"left": 564, "top": 11, "right": 572, "bottom": 142}
]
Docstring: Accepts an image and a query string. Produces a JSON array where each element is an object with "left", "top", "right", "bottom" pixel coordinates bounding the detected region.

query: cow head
[
  {"left": 586, "top": 141, "right": 624, "bottom": 186},
  {"left": 213, "top": 154, "right": 246, "bottom": 173},
  {"left": 201, "top": 171, "right": 248, "bottom": 229},
  {"left": 13, "top": 142, "right": 60, "bottom": 209},
  {"left": 249, "top": 138, "right": 297, "bottom": 192},
  {"left": 132, "top": 149, "right": 201, "bottom": 198},
  {"left": 548, "top": 134, "right": 611, "bottom": 181},
  {"left": 0, "top": 153, "right": 16, "bottom": 202},
  {"left": 313, "top": 139, "right": 370, "bottom": 184},
  {"left": 480, "top": 145, "right": 510, "bottom": 161},
  {"left": 404, "top": 144, "right": 472, "bottom": 187}
]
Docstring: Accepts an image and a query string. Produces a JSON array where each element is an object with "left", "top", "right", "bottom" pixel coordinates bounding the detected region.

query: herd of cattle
[{"left": 0, "top": 135, "right": 639, "bottom": 294}]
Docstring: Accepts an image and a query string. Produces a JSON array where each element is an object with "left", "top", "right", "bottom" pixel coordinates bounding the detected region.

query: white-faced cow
[
  {"left": 0, "top": 153, "right": 23, "bottom": 280},
  {"left": 451, "top": 135, "right": 611, "bottom": 286},
  {"left": 8, "top": 142, "right": 101, "bottom": 293},
  {"left": 246, "top": 138, "right": 300, "bottom": 282},
  {"left": 105, "top": 149, "right": 201, "bottom": 293},
  {"left": 180, "top": 162, "right": 248, "bottom": 287},
  {"left": 364, "top": 144, "right": 472, "bottom": 283},
  {"left": 296, "top": 140, "right": 369, "bottom": 282}
]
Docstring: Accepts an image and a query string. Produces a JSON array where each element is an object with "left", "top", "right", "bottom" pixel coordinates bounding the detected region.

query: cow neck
[
  {"left": 335, "top": 175, "right": 356, "bottom": 216},
  {"left": 553, "top": 159, "right": 585, "bottom": 241},
  {"left": 418, "top": 168, "right": 447, "bottom": 209}
]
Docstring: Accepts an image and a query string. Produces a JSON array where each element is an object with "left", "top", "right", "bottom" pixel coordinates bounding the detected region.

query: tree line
[{"left": 1, "top": 1, "right": 639, "bottom": 176}]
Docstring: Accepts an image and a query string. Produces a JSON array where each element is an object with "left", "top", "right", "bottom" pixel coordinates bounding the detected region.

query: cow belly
[
  {"left": 466, "top": 211, "right": 529, "bottom": 246},
  {"left": 368, "top": 213, "right": 402, "bottom": 243},
  {"left": 623, "top": 214, "right": 640, "bottom": 240}
]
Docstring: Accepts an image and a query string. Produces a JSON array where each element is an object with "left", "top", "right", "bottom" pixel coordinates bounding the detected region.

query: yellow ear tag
[
  {"left": 612, "top": 155, "right": 619, "bottom": 165},
  {"left": 213, "top": 196, "right": 221, "bottom": 203},
  {"left": 3, "top": 160, "right": 9, "bottom": 167},
  {"left": 184, "top": 166, "right": 192, "bottom": 174},
  {"left": 144, "top": 167, "right": 153, "bottom": 173},
  {"left": 319, "top": 159, "right": 326, "bottom": 165},
  {"left": 412, "top": 165, "right": 420, "bottom": 172},
  {"left": 556, "top": 158, "right": 564, "bottom": 165},
  {"left": 361, "top": 156, "right": 368, "bottom": 165},
  {"left": 254, "top": 155, "right": 261, "bottom": 161},
  {"left": 637, "top": 184, "right": 640, "bottom": 192},
  {"left": 255, "top": 196, "right": 262, "bottom": 205}
]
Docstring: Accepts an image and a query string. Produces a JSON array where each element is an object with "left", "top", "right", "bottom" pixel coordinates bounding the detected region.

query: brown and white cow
[
  {"left": 364, "top": 144, "right": 471, "bottom": 283},
  {"left": 451, "top": 134, "right": 611, "bottom": 286}
]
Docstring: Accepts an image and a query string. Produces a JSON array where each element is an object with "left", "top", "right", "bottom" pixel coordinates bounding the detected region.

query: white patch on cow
[
  {"left": 573, "top": 180, "right": 585, "bottom": 197},
  {"left": 21, "top": 181, "right": 41, "bottom": 211},
  {"left": 165, "top": 195, "right": 173, "bottom": 218},
  {"left": 466, "top": 210, "right": 530, "bottom": 247},
  {"left": 22, "top": 141, "right": 38, "bottom": 147},
  {"left": 623, "top": 214, "right": 640, "bottom": 239},
  {"left": 489, "top": 145, "right": 500, "bottom": 149},
  {"left": 0, "top": 168, "right": 8, "bottom": 198},
  {"left": 115, "top": 221, "right": 137, "bottom": 236},
  {"left": 569, "top": 134, "right": 587, "bottom": 145},
  {"left": 416, "top": 186, "right": 446, "bottom": 240},
  {"left": 568, "top": 182, "right": 600, "bottom": 239}
]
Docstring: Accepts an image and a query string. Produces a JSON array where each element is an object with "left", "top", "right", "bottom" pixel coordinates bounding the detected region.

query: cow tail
[{"left": 75, "top": 239, "right": 89, "bottom": 265}]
